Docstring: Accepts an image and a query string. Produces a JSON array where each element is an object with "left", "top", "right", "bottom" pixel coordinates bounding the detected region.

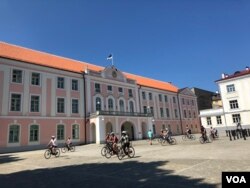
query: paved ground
[{"left": 0, "top": 134, "right": 250, "bottom": 188}]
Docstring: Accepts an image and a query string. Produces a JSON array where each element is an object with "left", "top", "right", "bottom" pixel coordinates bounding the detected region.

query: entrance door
[{"left": 121, "top": 121, "right": 134, "bottom": 140}]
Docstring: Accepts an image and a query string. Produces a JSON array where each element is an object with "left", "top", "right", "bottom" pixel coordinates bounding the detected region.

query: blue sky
[{"left": 1, "top": 0, "right": 250, "bottom": 92}]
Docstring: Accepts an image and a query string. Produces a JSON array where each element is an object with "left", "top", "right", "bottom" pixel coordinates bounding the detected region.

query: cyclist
[
  {"left": 200, "top": 125, "right": 207, "bottom": 141},
  {"left": 185, "top": 126, "right": 191, "bottom": 138},
  {"left": 48, "top": 136, "right": 57, "bottom": 154},
  {"left": 119, "top": 131, "right": 130, "bottom": 155},
  {"left": 163, "top": 128, "right": 170, "bottom": 142},
  {"left": 110, "top": 132, "right": 119, "bottom": 154},
  {"left": 66, "top": 137, "right": 72, "bottom": 151},
  {"left": 210, "top": 127, "right": 215, "bottom": 138}
]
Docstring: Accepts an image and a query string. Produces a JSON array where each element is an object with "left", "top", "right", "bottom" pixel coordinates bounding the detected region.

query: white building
[{"left": 200, "top": 67, "right": 250, "bottom": 132}]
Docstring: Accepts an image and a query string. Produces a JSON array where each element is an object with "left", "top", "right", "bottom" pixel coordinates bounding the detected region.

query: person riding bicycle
[
  {"left": 163, "top": 128, "right": 170, "bottom": 142},
  {"left": 110, "top": 132, "right": 119, "bottom": 154},
  {"left": 119, "top": 131, "right": 130, "bottom": 155},
  {"left": 48, "top": 136, "right": 57, "bottom": 154},
  {"left": 210, "top": 127, "right": 215, "bottom": 138},
  {"left": 185, "top": 126, "right": 191, "bottom": 138},
  {"left": 201, "top": 125, "right": 207, "bottom": 141},
  {"left": 66, "top": 137, "right": 72, "bottom": 151}
]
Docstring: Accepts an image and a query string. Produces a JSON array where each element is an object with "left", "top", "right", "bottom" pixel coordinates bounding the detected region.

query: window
[
  {"left": 229, "top": 100, "right": 239, "bottom": 109},
  {"left": 72, "top": 79, "right": 78, "bottom": 91},
  {"left": 57, "top": 125, "right": 64, "bottom": 140},
  {"left": 29, "top": 125, "right": 39, "bottom": 142},
  {"left": 30, "top": 95, "right": 40, "bottom": 112},
  {"left": 149, "top": 93, "right": 152, "bottom": 100},
  {"left": 107, "top": 85, "right": 112, "bottom": 92},
  {"left": 159, "top": 94, "right": 162, "bottom": 102},
  {"left": 142, "top": 91, "right": 146, "bottom": 100},
  {"left": 193, "top": 112, "right": 196, "bottom": 118},
  {"left": 9, "top": 125, "right": 20, "bottom": 143},
  {"left": 207, "top": 117, "right": 212, "bottom": 125},
  {"left": 184, "top": 110, "right": 187, "bottom": 118},
  {"left": 160, "top": 108, "right": 164, "bottom": 117},
  {"left": 227, "top": 84, "right": 235, "bottom": 93},
  {"left": 12, "top": 69, "right": 22, "bottom": 83},
  {"left": 118, "top": 87, "right": 123, "bottom": 93},
  {"left": 128, "top": 89, "right": 133, "bottom": 97},
  {"left": 119, "top": 100, "right": 125, "bottom": 112},
  {"left": 143, "top": 106, "right": 147, "bottom": 114},
  {"left": 182, "top": 98, "right": 185, "bottom": 105},
  {"left": 174, "top": 109, "right": 178, "bottom": 118},
  {"left": 191, "top": 100, "right": 194, "bottom": 106},
  {"left": 129, "top": 101, "right": 134, "bottom": 113},
  {"left": 96, "top": 97, "right": 101, "bottom": 111},
  {"left": 166, "top": 108, "right": 170, "bottom": 118},
  {"left": 153, "top": 124, "right": 156, "bottom": 134},
  {"left": 189, "top": 111, "right": 191, "bottom": 118},
  {"left": 72, "top": 99, "right": 79, "bottom": 113},
  {"left": 108, "top": 98, "right": 114, "bottom": 111},
  {"left": 57, "top": 77, "right": 65, "bottom": 89},
  {"left": 95, "top": 83, "right": 100, "bottom": 93},
  {"left": 232, "top": 114, "right": 241, "bottom": 123},
  {"left": 72, "top": 124, "right": 79, "bottom": 139},
  {"left": 11, "top": 94, "right": 21, "bottom": 111},
  {"left": 164, "top": 95, "right": 168, "bottom": 102},
  {"left": 150, "top": 107, "right": 154, "bottom": 116},
  {"left": 216, "top": 116, "right": 222, "bottom": 124},
  {"left": 173, "top": 96, "right": 176, "bottom": 103},
  {"left": 57, "top": 98, "right": 65, "bottom": 113},
  {"left": 187, "top": 100, "right": 190, "bottom": 105},
  {"left": 31, "top": 72, "right": 40, "bottom": 86}
]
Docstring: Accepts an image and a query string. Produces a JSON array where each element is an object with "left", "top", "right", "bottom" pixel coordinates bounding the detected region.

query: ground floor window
[
  {"left": 29, "top": 124, "right": 39, "bottom": 142},
  {"left": 57, "top": 124, "right": 65, "bottom": 140},
  {"left": 232, "top": 114, "right": 241, "bottom": 123},
  {"left": 9, "top": 125, "right": 20, "bottom": 143},
  {"left": 72, "top": 124, "right": 79, "bottom": 139}
]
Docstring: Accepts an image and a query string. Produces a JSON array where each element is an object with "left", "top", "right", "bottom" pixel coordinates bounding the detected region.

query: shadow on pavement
[
  {"left": 0, "top": 154, "right": 24, "bottom": 164},
  {"left": 0, "top": 160, "right": 218, "bottom": 188}
]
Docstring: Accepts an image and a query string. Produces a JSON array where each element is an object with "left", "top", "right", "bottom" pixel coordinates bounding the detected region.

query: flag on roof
[{"left": 107, "top": 54, "right": 113, "bottom": 60}]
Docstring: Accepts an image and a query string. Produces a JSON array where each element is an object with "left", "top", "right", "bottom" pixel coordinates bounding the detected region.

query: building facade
[
  {"left": 200, "top": 67, "right": 250, "bottom": 132},
  {"left": 0, "top": 42, "right": 200, "bottom": 152}
]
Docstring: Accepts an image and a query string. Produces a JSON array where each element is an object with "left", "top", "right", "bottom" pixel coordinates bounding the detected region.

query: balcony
[{"left": 90, "top": 110, "right": 153, "bottom": 118}]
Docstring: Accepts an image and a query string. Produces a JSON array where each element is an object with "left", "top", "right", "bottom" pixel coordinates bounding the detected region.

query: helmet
[
  {"left": 51, "top": 136, "right": 55, "bottom": 138},
  {"left": 122, "top": 131, "right": 127, "bottom": 134},
  {"left": 111, "top": 132, "right": 114, "bottom": 135}
]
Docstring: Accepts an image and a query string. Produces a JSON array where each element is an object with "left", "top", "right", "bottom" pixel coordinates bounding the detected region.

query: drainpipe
[
  {"left": 138, "top": 84, "right": 142, "bottom": 113},
  {"left": 177, "top": 91, "right": 184, "bottom": 135},
  {"left": 83, "top": 72, "right": 87, "bottom": 144}
]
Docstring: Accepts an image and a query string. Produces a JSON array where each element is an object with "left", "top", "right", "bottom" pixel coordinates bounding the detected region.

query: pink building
[{"left": 0, "top": 42, "right": 200, "bottom": 152}]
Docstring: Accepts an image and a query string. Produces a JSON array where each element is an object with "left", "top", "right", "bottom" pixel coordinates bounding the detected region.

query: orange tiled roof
[{"left": 0, "top": 41, "right": 178, "bottom": 92}]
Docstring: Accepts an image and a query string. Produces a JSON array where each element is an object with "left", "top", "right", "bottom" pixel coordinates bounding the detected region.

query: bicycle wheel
[
  {"left": 105, "top": 148, "right": 112, "bottom": 159},
  {"left": 117, "top": 148, "right": 124, "bottom": 160},
  {"left": 61, "top": 146, "right": 67, "bottom": 153},
  {"left": 55, "top": 148, "right": 60, "bottom": 157},
  {"left": 101, "top": 146, "right": 108, "bottom": 156},
  {"left": 170, "top": 138, "right": 177, "bottom": 145},
  {"left": 199, "top": 137, "right": 205, "bottom": 144},
  {"left": 191, "top": 135, "right": 196, "bottom": 140},
  {"left": 70, "top": 145, "right": 75, "bottom": 152},
  {"left": 182, "top": 135, "right": 187, "bottom": 141},
  {"left": 157, "top": 137, "right": 162, "bottom": 143},
  {"left": 161, "top": 139, "right": 168, "bottom": 146},
  {"left": 44, "top": 149, "right": 51, "bottom": 159},
  {"left": 128, "top": 146, "right": 135, "bottom": 158}
]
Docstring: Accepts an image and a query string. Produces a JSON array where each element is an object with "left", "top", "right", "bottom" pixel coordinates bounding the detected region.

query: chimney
[{"left": 221, "top": 73, "right": 225, "bottom": 79}]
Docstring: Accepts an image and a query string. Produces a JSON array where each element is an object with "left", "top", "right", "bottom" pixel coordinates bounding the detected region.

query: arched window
[
  {"left": 96, "top": 97, "right": 101, "bottom": 111},
  {"left": 30, "top": 124, "right": 39, "bottom": 142},
  {"left": 129, "top": 101, "right": 134, "bottom": 113},
  {"left": 72, "top": 124, "right": 79, "bottom": 139},
  {"left": 9, "top": 125, "right": 20, "bottom": 143},
  {"left": 108, "top": 98, "right": 114, "bottom": 111},
  {"left": 57, "top": 124, "right": 65, "bottom": 140},
  {"left": 119, "top": 100, "right": 125, "bottom": 112}
]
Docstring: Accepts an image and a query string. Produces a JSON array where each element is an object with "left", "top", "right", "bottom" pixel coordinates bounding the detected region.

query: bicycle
[
  {"left": 61, "top": 143, "right": 75, "bottom": 153},
  {"left": 44, "top": 146, "right": 60, "bottom": 159},
  {"left": 161, "top": 136, "right": 177, "bottom": 146},
  {"left": 182, "top": 134, "right": 196, "bottom": 141},
  {"left": 199, "top": 135, "right": 213, "bottom": 144},
  {"left": 117, "top": 143, "right": 135, "bottom": 160}
]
